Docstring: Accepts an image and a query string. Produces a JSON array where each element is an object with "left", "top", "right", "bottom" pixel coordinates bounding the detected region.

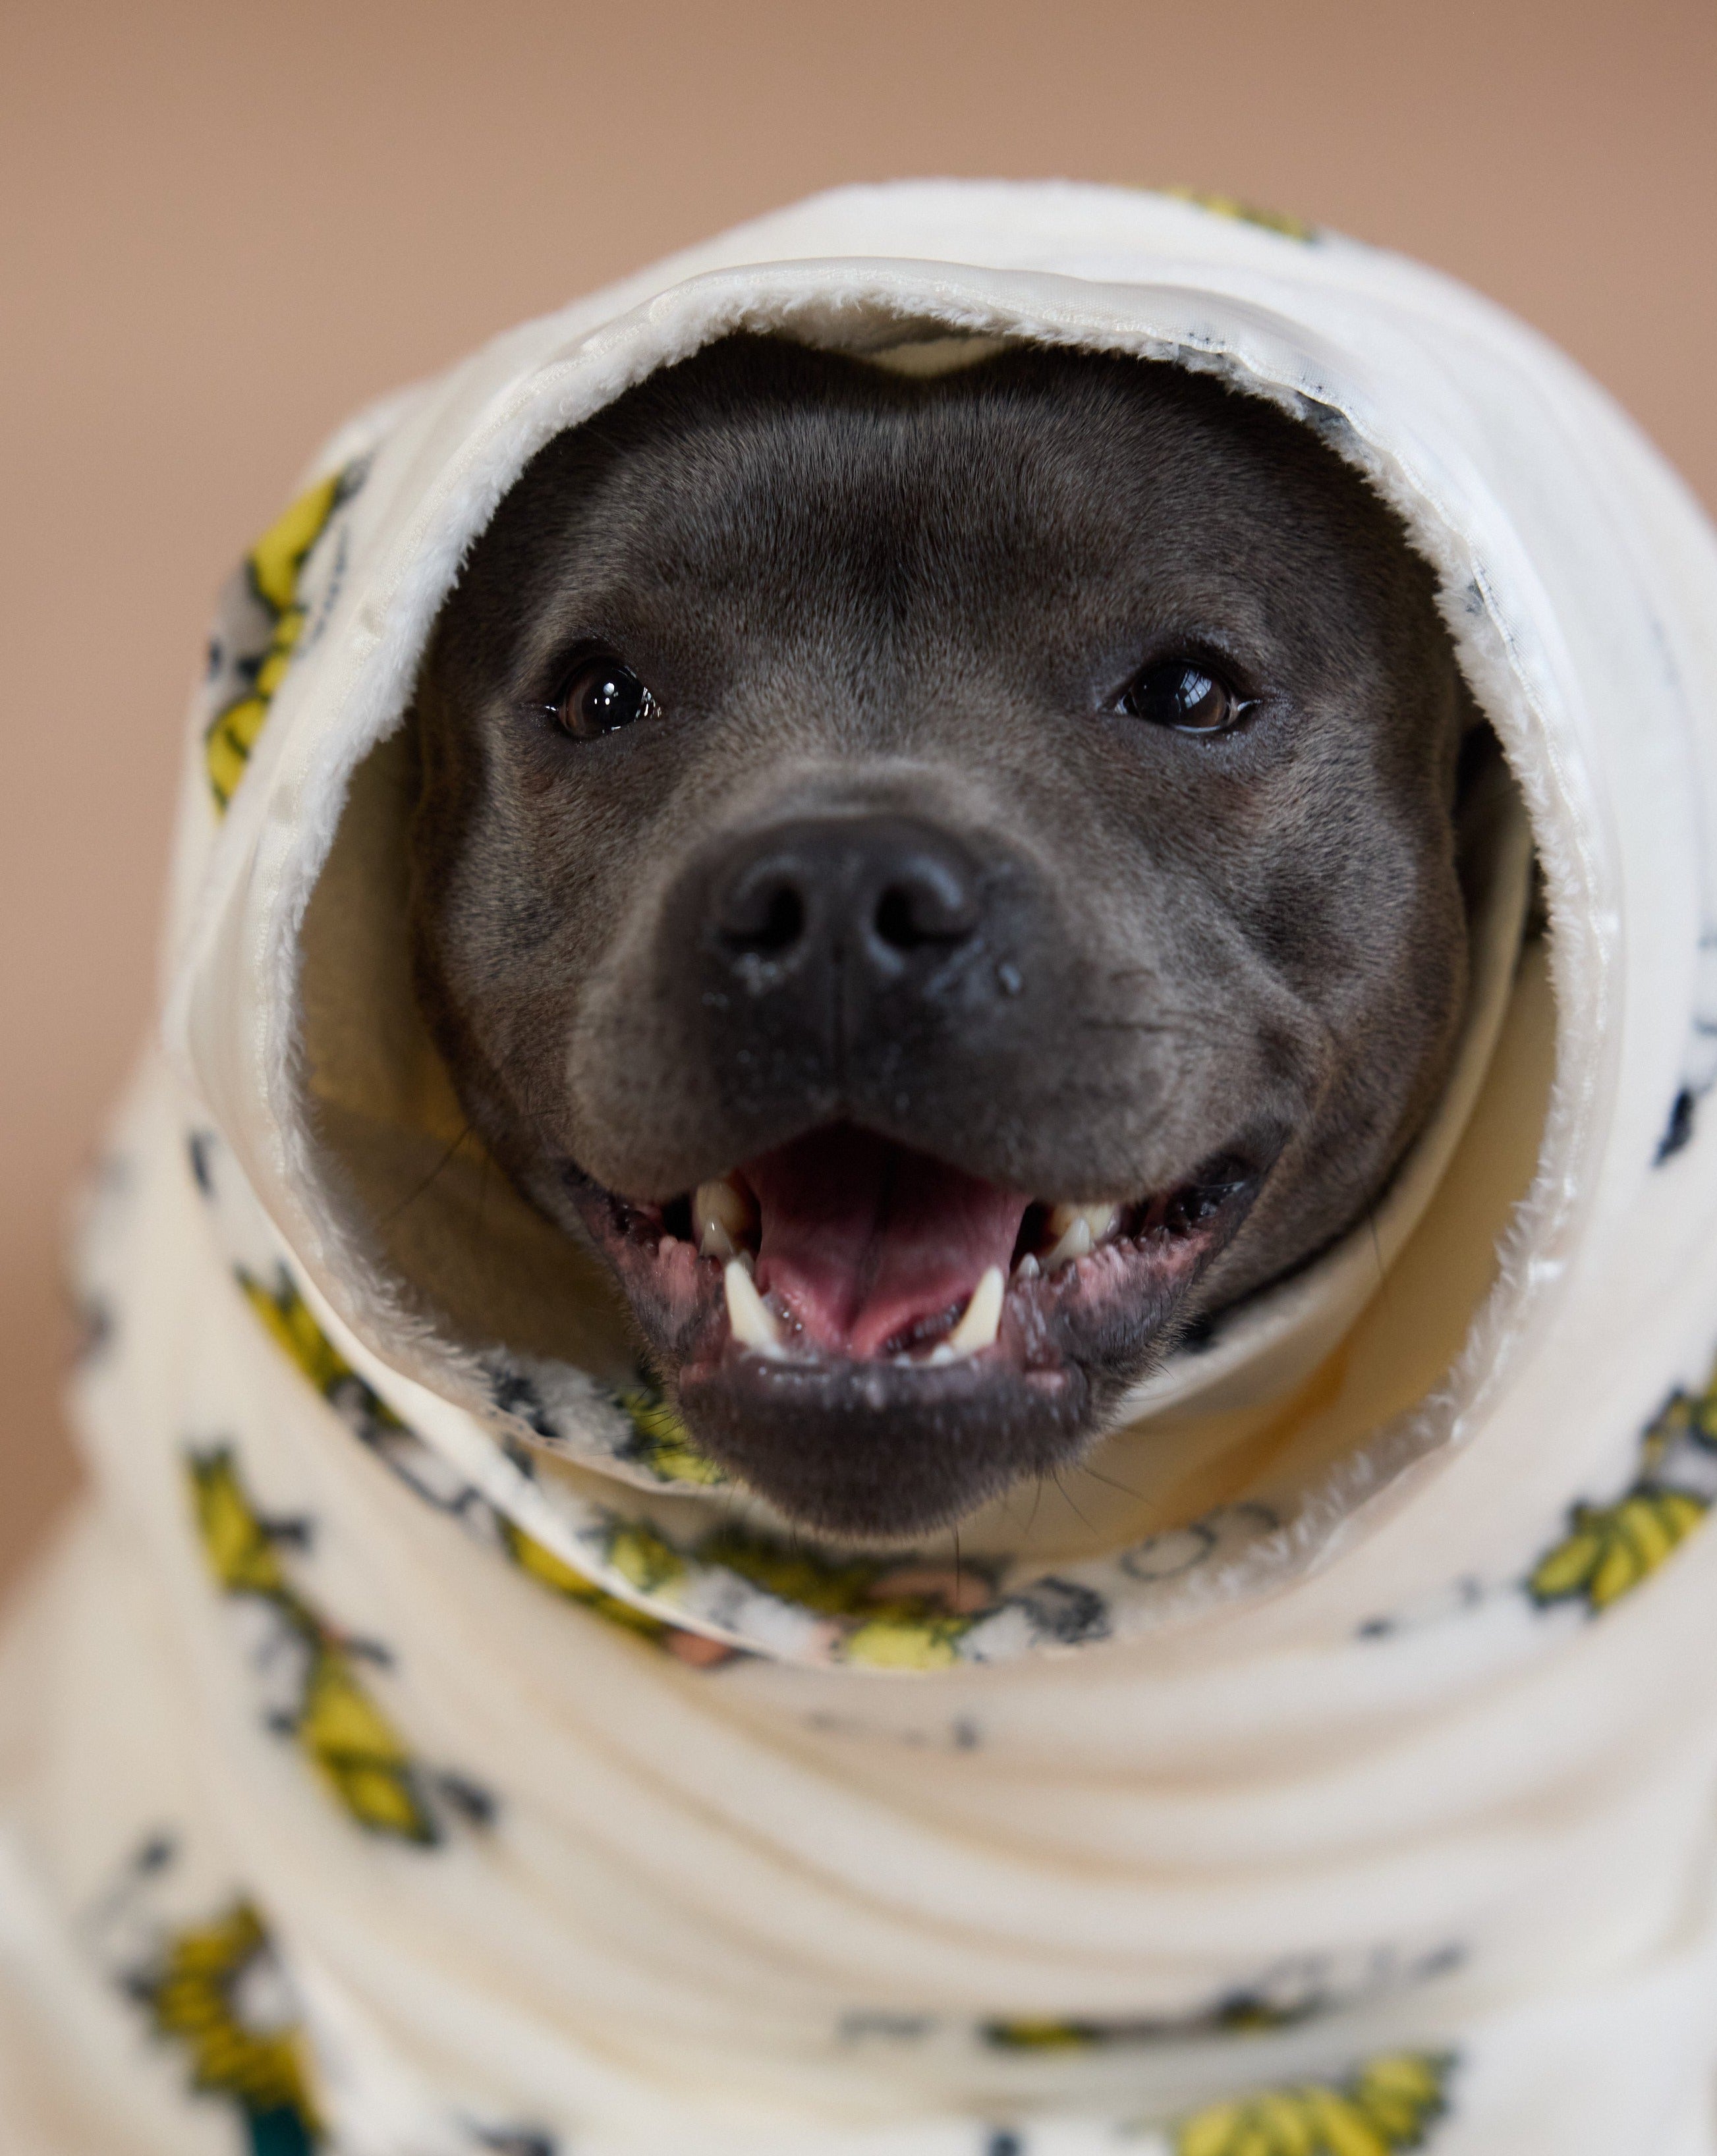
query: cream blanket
[{"left": 5, "top": 180, "right": 1717, "bottom": 2155}]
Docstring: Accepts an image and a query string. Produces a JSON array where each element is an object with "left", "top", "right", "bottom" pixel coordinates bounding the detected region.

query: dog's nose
[
  {"left": 710, "top": 815, "right": 984, "bottom": 985},
  {"left": 665, "top": 806, "right": 1048, "bottom": 1144}
]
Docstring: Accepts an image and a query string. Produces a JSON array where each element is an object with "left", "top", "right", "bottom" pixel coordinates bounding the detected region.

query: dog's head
[{"left": 408, "top": 335, "right": 1471, "bottom": 1538}]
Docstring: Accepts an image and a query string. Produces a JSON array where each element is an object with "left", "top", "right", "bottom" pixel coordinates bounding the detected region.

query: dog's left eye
[
  {"left": 553, "top": 654, "right": 659, "bottom": 739},
  {"left": 1116, "top": 660, "right": 1251, "bottom": 735}
]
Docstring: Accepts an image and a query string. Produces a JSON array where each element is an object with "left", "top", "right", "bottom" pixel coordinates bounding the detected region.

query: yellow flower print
[
  {"left": 500, "top": 1517, "right": 664, "bottom": 1637},
  {"left": 1165, "top": 188, "right": 1316, "bottom": 243},
  {"left": 222, "top": 1215, "right": 1021, "bottom": 1671},
  {"left": 699, "top": 1534, "right": 893, "bottom": 1617},
  {"left": 618, "top": 1383, "right": 727, "bottom": 1486},
  {"left": 186, "top": 1449, "right": 439, "bottom": 1844},
  {"left": 1529, "top": 1359, "right": 1717, "bottom": 1613},
  {"left": 142, "top": 1898, "right": 322, "bottom": 2153},
  {"left": 694, "top": 1534, "right": 999, "bottom": 1669},
  {"left": 237, "top": 1267, "right": 403, "bottom": 1433},
  {"left": 206, "top": 468, "right": 356, "bottom": 812},
  {"left": 1172, "top": 2052, "right": 1451, "bottom": 2156},
  {"left": 502, "top": 1520, "right": 738, "bottom": 1665},
  {"left": 605, "top": 1520, "right": 687, "bottom": 1596},
  {"left": 986, "top": 2018, "right": 1104, "bottom": 2051},
  {"left": 190, "top": 1445, "right": 291, "bottom": 1599},
  {"left": 295, "top": 1638, "right": 435, "bottom": 1840},
  {"left": 841, "top": 1613, "right": 970, "bottom": 1671},
  {"left": 232, "top": 1263, "right": 737, "bottom": 1666},
  {"left": 1529, "top": 1488, "right": 1707, "bottom": 1611},
  {"left": 984, "top": 1989, "right": 1306, "bottom": 2051}
]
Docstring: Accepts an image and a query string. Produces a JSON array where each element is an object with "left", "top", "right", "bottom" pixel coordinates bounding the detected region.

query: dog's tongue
[{"left": 744, "top": 1126, "right": 1029, "bottom": 1358}]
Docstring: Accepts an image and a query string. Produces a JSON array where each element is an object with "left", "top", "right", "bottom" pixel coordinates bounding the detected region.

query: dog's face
[{"left": 408, "top": 335, "right": 1470, "bottom": 1539}]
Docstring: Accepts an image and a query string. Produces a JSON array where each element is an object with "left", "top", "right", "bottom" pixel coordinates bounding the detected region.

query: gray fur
[{"left": 407, "top": 335, "right": 1471, "bottom": 1538}]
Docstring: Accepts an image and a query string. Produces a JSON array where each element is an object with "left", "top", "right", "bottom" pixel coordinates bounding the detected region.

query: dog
[
  {"left": 15, "top": 183, "right": 1717, "bottom": 2156},
  {"left": 407, "top": 331, "right": 1475, "bottom": 1542}
]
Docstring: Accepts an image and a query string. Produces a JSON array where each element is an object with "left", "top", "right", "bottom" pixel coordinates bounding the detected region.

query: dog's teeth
[
  {"left": 1013, "top": 1252, "right": 1040, "bottom": 1281},
  {"left": 696, "top": 1176, "right": 754, "bottom": 1261},
  {"left": 1044, "top": 1202, "right": 1117, "bottom": 1273},
  {"left": 1044, "top": 1217, "right": 1092, "bottom": 1272},
  {"left": 1046, "top": 1201, "right": 1119, "bottom": 1242},
  {"left": 945, "top": 1265, "right": 1004, "bottom": 1356},
  {"left": 724, "top": 1259, "right": 785, "bottom": 1357}
]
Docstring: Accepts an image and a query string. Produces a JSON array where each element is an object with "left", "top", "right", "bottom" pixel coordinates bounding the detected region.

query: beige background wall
[{"left": 3, "top": 0, "right": 1714, "bottom": 1589}]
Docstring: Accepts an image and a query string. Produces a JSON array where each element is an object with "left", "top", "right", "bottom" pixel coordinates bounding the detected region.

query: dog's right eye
[{"left": 553, "top": 654, "right": 659, "bottom": 739}]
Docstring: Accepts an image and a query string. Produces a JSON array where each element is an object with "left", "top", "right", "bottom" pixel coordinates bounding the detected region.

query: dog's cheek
[
  {"left": 559, "top": 912, "right": 734, "bottom": 1202},
  {"left": 1067, "top": 857, "right": 1325, "bottom": 1173}
]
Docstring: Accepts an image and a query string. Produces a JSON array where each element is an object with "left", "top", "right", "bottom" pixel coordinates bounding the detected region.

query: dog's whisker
[
  {"left": 378, "top": 1120, "right": 474, "bottom": 1227},
  {"left": 476, "top": 1147, "right": 494, "bottom": 1231},
  {"left": 1050, "top": 1470, "right": 1096, "bottom": 1535},
  {"left": 1024, "top": 1476, "right": 1046, "bottom": 1539},
  {"left": 1072, "top": 1460, "right": 1149, "bottom": 1505}
]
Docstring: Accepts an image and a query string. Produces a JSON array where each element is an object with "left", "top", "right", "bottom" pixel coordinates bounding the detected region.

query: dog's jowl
[{"left": 409, "top": 335, "right": 1472, "bottom": 1536}]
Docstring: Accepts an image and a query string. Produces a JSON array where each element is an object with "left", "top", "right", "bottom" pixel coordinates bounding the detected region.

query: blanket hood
[{"left": 157, "top": 179, "right": 1717, "bottom": 1669}]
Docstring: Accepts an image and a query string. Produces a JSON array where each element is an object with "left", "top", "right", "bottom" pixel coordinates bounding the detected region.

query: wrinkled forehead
[{"left": 451, "top": 333, "right": 1420, "bottom": 686}]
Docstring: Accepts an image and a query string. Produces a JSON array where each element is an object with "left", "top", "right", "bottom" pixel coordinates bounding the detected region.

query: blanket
[{"left": 4, "top": 179, "right": 1717, "bottom": 2156}]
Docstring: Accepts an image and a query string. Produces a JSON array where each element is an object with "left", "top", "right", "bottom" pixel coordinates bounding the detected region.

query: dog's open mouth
[{"left": 566, "top": 1125, "right": 1261, "bottom": 1535}]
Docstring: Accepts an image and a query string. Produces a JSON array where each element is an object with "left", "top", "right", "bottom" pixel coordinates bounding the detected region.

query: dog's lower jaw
[
  {"left": 677, "top": 1350, "right": 1094, "bottom": 1542},
  {"left": 564, "top": 1130, "right": 1261, "bottom": 1541}
]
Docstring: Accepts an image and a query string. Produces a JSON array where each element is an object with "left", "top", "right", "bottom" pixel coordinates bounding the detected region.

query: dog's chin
[{"left": 562, "top": 1122, "right": 1262, "bottom": 1541}]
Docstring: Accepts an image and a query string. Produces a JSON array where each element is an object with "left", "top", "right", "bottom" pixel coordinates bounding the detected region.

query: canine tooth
[
  {"left": 696, "top": 1177, "right": 754, "bottom": 1260},
  {"left": 1046, "top": 1202, "right": 1119, "bottom": 1241},
  {"left": 1044, "top": 1202, "right": 1117, "bottom": 1274},
  {"left": 1044, "top": 1217, "right": 1092, "bottom": 1272},
  {"left": 724, "top": 1259, "right": 785, "bottom": 1357},
  {"left": 944, "top": 1265, "right": 1004, "bottom": 1356}
]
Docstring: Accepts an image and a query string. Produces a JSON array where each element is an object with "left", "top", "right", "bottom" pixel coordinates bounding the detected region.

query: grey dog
[{"left": 407, "top": 333, "right": 1475, "bottom": 1541}]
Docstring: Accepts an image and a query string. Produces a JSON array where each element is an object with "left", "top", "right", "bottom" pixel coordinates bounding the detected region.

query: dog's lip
[{"left": 566, "top": 1125, "right": 1262, "bottom": 1385}]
